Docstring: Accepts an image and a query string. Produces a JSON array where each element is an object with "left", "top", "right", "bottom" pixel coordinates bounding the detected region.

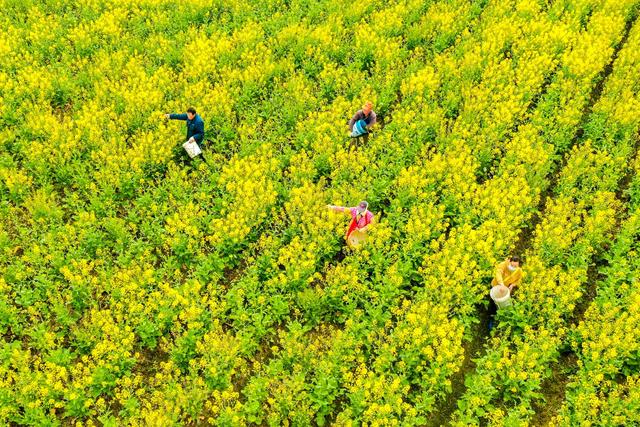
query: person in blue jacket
[{"left": 165, "top": 107, "right": 205, "bottom": 161}]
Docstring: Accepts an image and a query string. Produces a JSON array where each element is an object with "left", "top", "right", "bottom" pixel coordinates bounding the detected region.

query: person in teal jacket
[
  {"left": 165, "top": 107, "right": 205, "bottom": 162},
  {"left": 164, "top": 107, "right": 204, "bottom": 164}
]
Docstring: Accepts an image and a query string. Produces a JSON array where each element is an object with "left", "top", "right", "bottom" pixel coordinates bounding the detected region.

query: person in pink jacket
[{"left": 327, "top": 201, "right": 374, "bottom": 239}]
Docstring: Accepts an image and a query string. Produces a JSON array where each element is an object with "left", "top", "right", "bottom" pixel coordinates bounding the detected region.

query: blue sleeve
[{"left": 169, "top": 113, "right": 188, "bottom": 120}]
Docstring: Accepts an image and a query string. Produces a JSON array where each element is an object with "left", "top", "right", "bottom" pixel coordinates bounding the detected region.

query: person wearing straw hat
[
  {"left": 488, "top": 256, "right": 523, "bottom": 330},
  {"left": 348, "top": 101, "right": 377, "bottom": 148},
  {"left": 165, "top": 107, "right": 205, "bottom": 161},
  {"left": 327, "top": 201, "right": 374, "bottom": 245}
]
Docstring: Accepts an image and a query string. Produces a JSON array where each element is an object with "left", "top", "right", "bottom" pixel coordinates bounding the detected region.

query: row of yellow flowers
[
  {"left": 550, "top": 155, "right": 640, "bottom": 425},
  {"left": 452, "top": 9, "right": 640, "bottom": 425}
]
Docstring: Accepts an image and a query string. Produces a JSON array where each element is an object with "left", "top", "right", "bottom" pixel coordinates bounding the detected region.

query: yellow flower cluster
[
  {"left": 551, "top": 211, "right": 640, "bottom": 425},
  {"left": 208, "top": 150, "right": 279, "bottom": 246}
]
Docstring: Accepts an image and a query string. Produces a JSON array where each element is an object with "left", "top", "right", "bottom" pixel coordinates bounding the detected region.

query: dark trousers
[{"left": 488, "top": 299, "right": 498, "bottom": 317}]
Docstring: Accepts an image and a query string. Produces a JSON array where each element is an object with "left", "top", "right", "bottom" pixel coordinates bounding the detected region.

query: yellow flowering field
[{"left": 1, "top": 0, "right": 640, "bottom": 425}]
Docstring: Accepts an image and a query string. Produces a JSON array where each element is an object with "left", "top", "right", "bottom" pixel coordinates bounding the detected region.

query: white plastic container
[
  {"left": 183, "top": 140, "right": 202, "bottom": 158},
  {"left": 490, "top": 285, "right": 512, "bottom": 308}
]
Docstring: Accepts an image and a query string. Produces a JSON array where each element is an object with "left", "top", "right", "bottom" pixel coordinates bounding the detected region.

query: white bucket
[
  {"left": 183, "top": 140, "right": 202, "bottom": 158},
  {"left": 490, "top": 285, "right": 512, "bottom": 309}
]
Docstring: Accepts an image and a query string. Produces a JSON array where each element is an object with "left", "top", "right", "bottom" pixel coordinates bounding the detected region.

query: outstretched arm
[
  {"left": 166, "top": 113, "right": 188, "bottom": 120},
  {"left": 327, "top": 205, "right": 349, "bottom": 213}
]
